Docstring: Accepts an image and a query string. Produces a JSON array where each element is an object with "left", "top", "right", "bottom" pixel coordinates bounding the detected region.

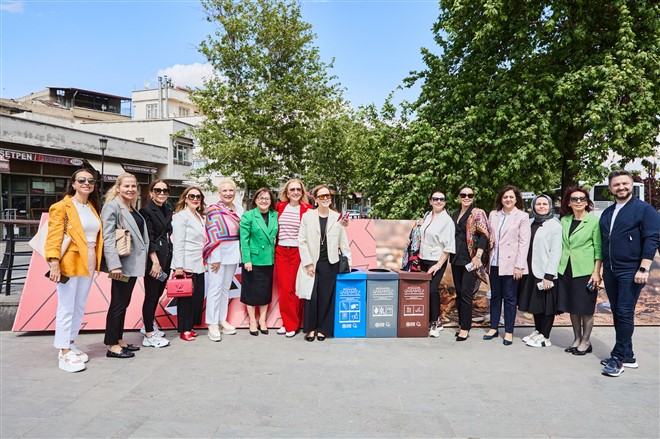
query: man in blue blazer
[{"left": 599, "top": 170, "right": 660, "bottom": 377}]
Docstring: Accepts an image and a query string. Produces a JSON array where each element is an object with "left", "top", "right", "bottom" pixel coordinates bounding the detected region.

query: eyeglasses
[
  {"left": 570, "top": 196, "right": 587, "bottom": 203},
  {"left": 187, "top": 194, "right": 202, "bottom": 200},
  {"left": 257, "top": 197, "right": 270, "bottom": 201},
  {"left": 153, "top": 188, "right": 170, "bottom": 195},
  {"left": 316, "top": 194, "right": 332, "bottom": 200},
  {"left": 75, "top": 178, "right": 96, "bottom": 185},
  {"left": 431, "top": 197, "right": 446, "bottom": 202},
  {"left": 288, "top": 187, "right": 302, "bottom": 192},
  {"left": 459, "top": 193, "right": 475, "bottom": 199}
]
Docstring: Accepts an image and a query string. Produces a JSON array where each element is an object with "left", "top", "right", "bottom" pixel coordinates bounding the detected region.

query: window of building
[
  {"left": 179, "top": 107, "right": 190, "bottom": 117},
  {"left": 146, "top": 104, "right": 158, "bottom": 119},
  {"left": 173, "top": 140, "right": 192, "bottom": 165}
]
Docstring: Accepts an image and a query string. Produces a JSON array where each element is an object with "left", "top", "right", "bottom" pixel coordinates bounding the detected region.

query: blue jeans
[
  {"left": 489, "top": 266, "right": 518, "bottom": 334},
  {"left": 602, "top": 268, "right": 644, "bottom": 360}
]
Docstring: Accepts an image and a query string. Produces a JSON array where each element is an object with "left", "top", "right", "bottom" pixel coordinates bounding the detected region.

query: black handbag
[{"left": 338, "top": 254, "right": 350, "bottom": 273}]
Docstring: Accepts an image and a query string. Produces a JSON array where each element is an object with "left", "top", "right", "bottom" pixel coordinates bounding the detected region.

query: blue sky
[{"left": 1, "top": 0, "right": 440, "bottom": 108}]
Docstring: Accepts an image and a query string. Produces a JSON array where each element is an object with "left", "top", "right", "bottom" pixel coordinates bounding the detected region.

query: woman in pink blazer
[{"left": 483, "top": 186, "right": 531, "bottom": 345}]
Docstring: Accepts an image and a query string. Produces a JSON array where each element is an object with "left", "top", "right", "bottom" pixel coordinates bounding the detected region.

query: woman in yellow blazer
[
  {"left": 297, "top": 185, "right": 351, "bottom": 341},
  {"left": 557, "top": 187, "right": 602, "bottom": 356},
  {"left": 45, "top": 169, "right": 103, "bottom": 373}
]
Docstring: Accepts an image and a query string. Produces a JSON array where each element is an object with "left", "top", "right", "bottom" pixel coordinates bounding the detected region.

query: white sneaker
[
  {"left": 277, "top": 326, "right": 287, "bottom": 335},
  {"left": 522, "top": 330, "right": 540, "bottom": 343},
  {"left": 208, "top": 324, "right": 223, "bottom": 342},
  {"left": 526, "top": 335, "right": 552, "bottom": 348},
  {"left": 69, "top": 344, "right": 89, "bottom": 363},
  {"left": 285, "top": 331, "right": 297, "bottom": 338},
  {"left": 59, "top": 351, "right": 86, "bottom": 373},
  {"left": 219, "top": 321, "right": 237, "bottom": 335},
  {"left": 142, "top": 334, "right": 170, "bottom": 348},
  {"left": 429, "top": 324, "right": 443, "bottom": 338},
  {"left": 140, "top": 324, "right": 165, "bottom": 338}
]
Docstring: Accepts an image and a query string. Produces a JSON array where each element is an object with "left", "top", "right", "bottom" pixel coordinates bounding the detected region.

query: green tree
[
  {"left": 191, "top": 0, "right": 341, "bottom": 191},
  {"left": 407, "top": 0, "right": 660, "bottom": 204}
]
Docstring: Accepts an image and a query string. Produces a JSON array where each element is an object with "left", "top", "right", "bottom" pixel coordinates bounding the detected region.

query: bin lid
[
  {"left": 337, "top": 268, "right": 367, "bottom": 280},
  {"left": 397, "top": 270, "right": 431, "bottom": 280},
  {"left": 366, "top": 268, "right": 399, "bottom": 280}
]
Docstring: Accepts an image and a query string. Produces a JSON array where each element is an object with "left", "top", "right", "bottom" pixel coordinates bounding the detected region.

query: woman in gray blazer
[
  {"left": 517, "top": 195, "right": 562, "bottom": 347},
  {"left": 102, "top": 173, "right": 150, "bottom": 359}
]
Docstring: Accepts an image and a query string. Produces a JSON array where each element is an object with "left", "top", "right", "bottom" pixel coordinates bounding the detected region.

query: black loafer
[
  {"left": 106, "top": 349, "right": 135, "bottom": 358},
  {"left": 122, "top": 344, "right": 140, "bottom": 351},
  {"left": 564, "top": 346, "right": 577, "bottom": 353}
]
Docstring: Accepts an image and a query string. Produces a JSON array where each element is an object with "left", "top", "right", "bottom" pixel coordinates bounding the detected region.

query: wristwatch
[{"left": 638, "top": 267, "right": 647, "bottom": 273}]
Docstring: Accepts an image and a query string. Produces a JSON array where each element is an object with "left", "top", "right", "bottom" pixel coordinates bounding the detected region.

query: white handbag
[{"left": 28, "top": 215, "right": 71, "bottom": 260}]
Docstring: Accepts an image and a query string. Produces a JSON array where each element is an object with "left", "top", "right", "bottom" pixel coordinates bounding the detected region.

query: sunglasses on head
[
  {"left": 75, "top": 178, "right": 96, "bottom": 185},
  {"left": 288, "top": 187, "right": 302, "bottom": 192},
  {"left": 153, "top": 188, "right": 170, "bottom": 195},
  {"left": 316, "top": 194, "right": 331, "bottom": 200},
  {"left": 187, "top": 193, "right": 202, "bottom": 200},
  {"left": 459, "top": 193, "right": 474, "bottom": 199},
  {"left": 431, "top": 197, "right": 446, "bottom": 202},
  {"left": 570, "top": 196, "right": 587, "bottom": 203}
]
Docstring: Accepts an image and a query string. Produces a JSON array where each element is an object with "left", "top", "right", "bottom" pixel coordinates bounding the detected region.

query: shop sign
[
  {"left": 122, "top": 163, "right": 157, "bottom": 174},
  {"left": 0, "top": 148, "right": 82, "bottom": 166},
  {"left": 0, "top": 156, "right": 9, "bottom": 173}
]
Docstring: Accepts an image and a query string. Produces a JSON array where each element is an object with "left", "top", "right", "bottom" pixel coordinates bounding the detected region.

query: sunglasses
[
  {"left": 459, "top": 193, "right": 475, "bottom": 199},
  {"left": 153, "top": 188, "right": 170, "bottom": 195},
  {"left": 187, "top": 194, "right": 202, "bottom": 200},
  {"left": 431, "top": 197, "right": 446, "bottom": 202},
  {"left": 316, "top": 194, "right": 332, "bottom": 200},
  {"left": 570, "top": 196, "right": 587, "bottom": 203},
  {"left": 75, "top": 178, "right": 96, "bottom": 185},
  {"left": 288, "top": 187, "right": 302, "bottom": 192}
]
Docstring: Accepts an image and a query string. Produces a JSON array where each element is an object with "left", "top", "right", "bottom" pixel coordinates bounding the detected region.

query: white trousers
[
  {"left": 205, "top": 264, "right": 236, "bottom": 324},
  {"left": 54, "top": 243, "right": 95, "bottom": 349}
]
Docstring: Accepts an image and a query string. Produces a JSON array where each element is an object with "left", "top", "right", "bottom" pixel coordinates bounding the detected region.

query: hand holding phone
[{"left": 45, "top": 271, "right": 70, "bottom": 284}]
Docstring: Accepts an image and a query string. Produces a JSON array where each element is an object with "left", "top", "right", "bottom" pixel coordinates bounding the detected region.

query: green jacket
[
  {"left": 558, "top": 213, "right": 602, "bottom": 277},
  {"left": 240, "top": 208, "right": 278, "bottom": 266}
]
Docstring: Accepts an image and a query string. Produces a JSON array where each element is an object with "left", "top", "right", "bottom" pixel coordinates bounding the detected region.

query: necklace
[{"left": 72, "top": 198, "right": 88, "bottom": 207}]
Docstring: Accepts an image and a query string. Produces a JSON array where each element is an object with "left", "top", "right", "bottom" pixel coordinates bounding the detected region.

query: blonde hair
[
  {"left": 279, "top": 178, "right": 309, "bottom": 204},
  {"left": 104, "top": 172, "right": 138, "bottom": 206},
  {"left": 217, "top": 177, "right": 236, "bottom": 191}
]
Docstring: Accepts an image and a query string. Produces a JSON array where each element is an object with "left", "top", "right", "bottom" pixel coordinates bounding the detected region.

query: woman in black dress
[{"left": 139, "top": 180, "right": 173, "bottom": 348}]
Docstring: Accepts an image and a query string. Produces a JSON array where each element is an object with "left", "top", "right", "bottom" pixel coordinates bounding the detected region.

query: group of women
[
  {"left": 46, "top": 170, "right": 351, "bottom": 372},
  {"left": 417, "top": 185, "right": 602, "bottom": 352}
]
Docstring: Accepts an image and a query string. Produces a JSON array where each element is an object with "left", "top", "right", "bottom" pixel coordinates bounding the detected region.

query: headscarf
[{"left": 531, "top": 194, "right": 554, "bottom": 223}]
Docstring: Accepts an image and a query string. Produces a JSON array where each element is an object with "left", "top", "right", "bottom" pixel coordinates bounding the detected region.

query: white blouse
[{"left": 419, "top": 210, "right": 456, "bottom": 261}]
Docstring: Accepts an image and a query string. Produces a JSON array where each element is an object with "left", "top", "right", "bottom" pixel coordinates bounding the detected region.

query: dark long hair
[
  {"left": 494, "top": 185, "right": 524, "bottom": 211},
  {"left": 65, "top": 168, "right": 101, "bottom": 213},
  {"left": 175, "top": 186, "right": 206, "bottom": 215},
  {"left": 250, "top": 188, "right": 275, "bottom": 210},
  {"left": 560, "top": 186, "right": 593, "bottom": 217}
]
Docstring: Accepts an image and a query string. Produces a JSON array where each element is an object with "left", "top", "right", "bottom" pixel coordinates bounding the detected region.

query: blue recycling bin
[
  {"left": 334, "top": 269, "right": 367, "bottom": 338},
  {"left": 366, "top": 269, "right": 399, "bottom": 338}
]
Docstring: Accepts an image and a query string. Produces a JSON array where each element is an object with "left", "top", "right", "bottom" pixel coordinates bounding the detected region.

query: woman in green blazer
[
  {"left": 239, "top": 188, "right": 279, "bottom": 336},
  {"left": 557, "top": 187, "right": 602, "bottom": 356}
]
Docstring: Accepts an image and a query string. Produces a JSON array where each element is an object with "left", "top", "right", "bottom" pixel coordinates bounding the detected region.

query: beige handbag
[
  {"left": 115, "top": 213, "right": 132, "bottom": 257},
  {"left": 29, "top": 214, "right": 71, "bottom": 260}
]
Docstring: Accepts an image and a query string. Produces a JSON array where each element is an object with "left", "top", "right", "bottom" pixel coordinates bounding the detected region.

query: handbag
[
  {"left": 29, "top": 214, "right": 71, "bottom": 260},
  {"left": 338, "top": 254, "right": 350, "bottom": 274},
  {"left": 115, "top": 213, "right": 132, "bottom": 257},
  {"left": 166, "top": 272, "right": 194, "bottom": 298}
]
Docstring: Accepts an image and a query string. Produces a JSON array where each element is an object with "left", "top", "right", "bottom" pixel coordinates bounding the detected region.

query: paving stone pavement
[{"left": 1, "top": 326, "right": 658, "bottom": 438}]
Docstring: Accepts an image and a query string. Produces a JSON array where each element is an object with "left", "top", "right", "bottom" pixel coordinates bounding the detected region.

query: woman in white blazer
[
  {"left": 102, "top": 173, "right": 150, "bottom": 358},
  {"left": 517, "top": 195, "right": 562, "bottom": 347},
  {"left": 171, "top": 187, "right": 207, "bottom": 341},
  {"left": 297, "top": 185, "right": 351, "bottom": 341}
]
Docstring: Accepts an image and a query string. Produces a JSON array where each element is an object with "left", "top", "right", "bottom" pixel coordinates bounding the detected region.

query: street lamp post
[{"left": 98, "top": 136, "right": 108, "bottom": 198}]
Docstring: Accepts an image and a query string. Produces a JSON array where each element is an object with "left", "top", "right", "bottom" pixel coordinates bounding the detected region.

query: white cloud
[
  {"left": 0, "top": 1, "right": 24, "bottom": 13},
  {"left": 156, "top": 63, "right": 214, "bottom": 89}
]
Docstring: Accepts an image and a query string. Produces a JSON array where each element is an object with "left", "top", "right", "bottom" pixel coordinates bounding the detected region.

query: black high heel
[
  {"left": 258, "top": 323, "right": 269, "bottom": 335},
  {"left": 249, "top": 322, "right": 258, "bottom": 336},
  {"left": 317, "top": 333, "right": 326, "bottom": 341},
  {"left": 305, "top": 332, "right": 316, "bottom": 342},
  {"left": 483, "top": 330, "right": 499, "bottom": 340}
]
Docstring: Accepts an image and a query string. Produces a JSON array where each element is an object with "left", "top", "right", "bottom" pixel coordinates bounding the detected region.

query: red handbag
[{"left": 166, "top": 272, "right": 194, "bottom": 298}]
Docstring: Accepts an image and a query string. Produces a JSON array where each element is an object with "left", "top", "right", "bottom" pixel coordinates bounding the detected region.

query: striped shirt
[{"left": 278, "top": 204, "right": 301, "bottom": 246}]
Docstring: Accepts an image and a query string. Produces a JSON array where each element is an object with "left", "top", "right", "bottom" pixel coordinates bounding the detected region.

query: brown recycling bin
[{"left": 397, "top": 270, "right": 431, "bottom": 337}]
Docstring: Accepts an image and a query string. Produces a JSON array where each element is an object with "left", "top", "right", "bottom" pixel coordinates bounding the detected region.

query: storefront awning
[{"left": 85, "top": 159, "right": 126, "bottom": 177}]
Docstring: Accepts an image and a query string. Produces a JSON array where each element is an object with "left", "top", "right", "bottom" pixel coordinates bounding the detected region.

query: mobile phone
[
  {"left": 586, "top": 280, "right": 595, "bottom": 291},
  {"left": 537, "top": 281, "right": 545, "bottom": 290},
  {"left": 157, "top": 271, "right": 168, "bottom": 282},
  {"left": 465, "top": 262, "right": 474, "bottom": 272},
  {"left": 45, "top": 271, "right": 70, "bottom": 284},
  {"left": 108, "top": 273, "right": 130, "bottom": 282}
]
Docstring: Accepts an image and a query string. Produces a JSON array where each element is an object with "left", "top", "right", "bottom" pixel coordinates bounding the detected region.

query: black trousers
[
  {"left": 104, "top": 277, "right": 138, "bottom": 345},
  {"left": 143, "top": 274, "right": 168, "bottom": 333},
  {"left": 420, "top": 259, "right": 448, "bottom": 326},
  {"left": 452, "top": 264, "right": 477, "bottom": 331},
  {"left": 533, "top": 313, "right": 555, "bottom": 339},
  {"left": 177, "top": 272, "right": 205, "bottom": 332},
  {"left": 303, "top": 259, "right": 338, "bottom": 336}
]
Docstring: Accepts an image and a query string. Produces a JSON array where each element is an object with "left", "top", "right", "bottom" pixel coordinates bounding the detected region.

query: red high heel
[
  {"left": 190, "top": 330, "right": 198, "bottom": 337},
  {"left": 180, "top": 332, "right": 195, "bottom": 341}
]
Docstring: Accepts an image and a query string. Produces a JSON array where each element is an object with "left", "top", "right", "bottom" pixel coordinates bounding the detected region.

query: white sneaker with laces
[
  {"left": 208, "top": 324, "right": 223, "bottom": 342},
  {"left": 285, "top": 331, "right": 297, "bottom": 338},
  {"left": 526, "top": 335, "right": 551, "bottom": 348},
  {"left": 220, "top": 321, "right": 237, "bottom": 335},
  {"left": 142, "top": 333, "right": 170, "bottom": 348},
  {"left": 69, "top": 344, "right": 89, "bottom": 363},
  {"left": 277, "top": 326, "right": 287, "bottom": 335},
  {"left": 140, "top": 324, "right": 165, "bottom": 338},
  {"left": 59, "top": 351, "right": 86, "bottom": 372},
  {"left": 522, "top": 330, "right": 540, "bottom": 343},
  {"left": 429, "top": 324, "right": 442, "bottom": 338}
]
